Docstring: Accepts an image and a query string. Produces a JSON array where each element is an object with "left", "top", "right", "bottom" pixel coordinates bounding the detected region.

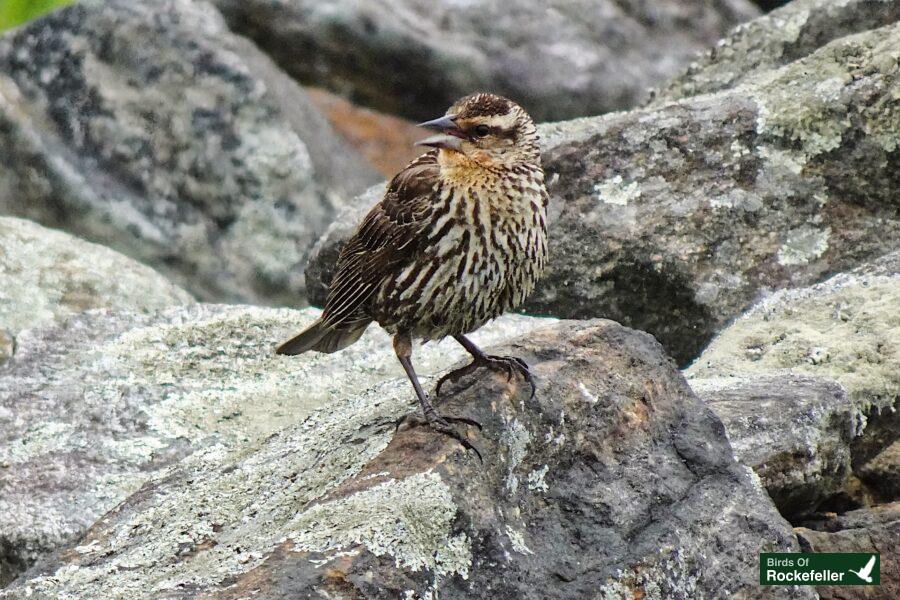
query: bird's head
[{"left": 416, "top": 93, "right": 539, "bottom": 171}]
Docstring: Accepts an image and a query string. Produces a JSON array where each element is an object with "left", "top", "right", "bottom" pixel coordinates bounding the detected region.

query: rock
[
  {"left": 0, "top": 0, "right": 378, "bottom": 306},
  {"left": 306, "top": 87, "right": 425, "bottom": 178},
  {"left": 691, "top": 374, "right": 857, "bottom": 520},
  {"left": 687, "top": 252, "right": 900, "bottom": 516},
  {"left": 0, "top": 217, "right": 192, "bottom": 347},
  {"left": 212, "top": 0, "right": 759, "bottom": 123},
  {"left": 858, "top": 441, "right": 900, "bottom": 503},
  {"left": 0, "top": 302, "right": 549, "bottom": 587},
  {"left": 307, "top": 23, "right": 900, "bottom": 363},
  {"left": 655, "top": 0, "right": 900, "bottom": 103},
  {"left": 686, "top": 251, "right": 899, "bottom": 416},
  {"left": 795, "top": 502, "right": 900, "bottom": 600},
  {"left": 2, "top": 318, "right": 810, "bottom": 599}
]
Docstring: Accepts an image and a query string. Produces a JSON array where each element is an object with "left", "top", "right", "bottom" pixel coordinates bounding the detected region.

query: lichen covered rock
[
  {"left": 0, "top": 217, "right": 191, "bottom": 348},
  {"left": 655, "top": 0, "right": 900, "bottom": 103},
  {"left": 687, "top": 252, "right": 900, "bottom": 519},
  {"left": 686, "top": 251, "right": 900, "bottom": 415},
  {"left": 0, "top": 0, "right": 378, "bottom": 306},
  {"left": 0, "top": 303, "right": 547, "bottom": 586},
  {"left": 1, "top": 319, "right": 809, "bottom": 598}
]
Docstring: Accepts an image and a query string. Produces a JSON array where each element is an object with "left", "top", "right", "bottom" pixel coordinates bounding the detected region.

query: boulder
[
  {"left": 0, "top": 302, "right": 548, "bottom": 587},
  {"left": 212, "top": 0, "right": 759, "bottom": 123},
  {"left": 655, "top": 0, "right": 900, "bottom": 103},
  {"left": 307, "top": 23, "right": 900, "bottom": 363},
  {"left": 2, "top": 317, "right": 810, "bottom": 599},
  {"left": 858, "top": 441, "right": 900, "bottom": 502},
  {"left": 687, "top": 252, "right": 900, "bottom": 516},
  {"left": 691, "top": 374, "right": 857, "bottom": 520},
  {"left": 796, "top": 502, "right": 900, "bottom": 600},
  {"left": 0, "top": 0, "right": 378, "bottom": 306},
  {"left": 0, "top": 217, "right": 191, "bottom": 360}
]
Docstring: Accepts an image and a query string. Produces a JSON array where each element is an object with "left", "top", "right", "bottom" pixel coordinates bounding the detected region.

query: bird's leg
[
  {"left": 435, "top": 334, "right": 536, "bottom": 398},
  {"left": 393, "top": 333, "right": 482, "bottom": 459}
]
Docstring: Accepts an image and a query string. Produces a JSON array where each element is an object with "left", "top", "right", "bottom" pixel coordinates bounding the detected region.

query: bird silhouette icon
[{"left": 848, "top": 555, "right": 876, "bottom": 583}]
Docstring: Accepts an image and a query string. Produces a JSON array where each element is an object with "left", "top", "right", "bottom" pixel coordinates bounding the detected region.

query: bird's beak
[{"left": 416, "top": 114, "right": 466, "bottom": 151}]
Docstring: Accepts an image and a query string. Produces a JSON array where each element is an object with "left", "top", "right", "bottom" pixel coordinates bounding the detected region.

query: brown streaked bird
[{"left": 277, "top": 93, "right": 548, "bottom": 453}]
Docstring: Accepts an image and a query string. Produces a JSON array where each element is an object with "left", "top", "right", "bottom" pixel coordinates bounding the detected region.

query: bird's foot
[
  {"left": 435, "top": 354, "right": 536, "bottom": 399},
  {"left": 395, "top": 408, "right": 483, "bottom": 461}
]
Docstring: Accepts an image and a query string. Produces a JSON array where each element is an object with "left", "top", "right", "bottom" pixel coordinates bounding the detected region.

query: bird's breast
[{"left": 374, "top": 172, "right": 547, "bottom": 340}]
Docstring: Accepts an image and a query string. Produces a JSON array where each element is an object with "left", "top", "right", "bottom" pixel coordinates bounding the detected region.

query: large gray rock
[
  {"left": 2, "top": 318, "right": 809, "bottom": 599},
  {"left": 796, "top": 502, "right": 900, "bottom": 600},
  {"left": 307, "top": 22, "right": 900, "bottom": 363},
  {"left": 691, "top": 374, "right": 858, "bottom": 520},
  {"left": 212, "top": 0, "right": 759, "bottom": 122},
  {"left": 0, "top": 217, "right": 191, "bottom": 360},
  {"left": 0, "top": 302, "right": 548, "bottom": 587},
  {"left": 655, "top": 0, "right": 900, "bottom": 103},
  {"left": 687, "top": 252, "right": 900, "bottom": 516},
  {"left": 0, "top": 0, "right": 378, "bottom": 306}
]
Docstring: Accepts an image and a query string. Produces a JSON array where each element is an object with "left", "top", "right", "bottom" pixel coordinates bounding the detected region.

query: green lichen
[
  {"left": 107, "top": 307, "right": 550, "bottom": 445},
  {"left": 751, "top": 22, "right": 900, "bottom": 158},
  {"left": 289, "top": 471, "right": 472, "bottom": 579},
  {"left": 502, "top": 417, "right": 531, "bottom": 495},
  {"left": 776, "top": 226, "right": 831, "bottom": 266},
  {"left": 9, "top": 379, "right": 412, "bottom": 598},
  {"left": 593, "top": 175, "right": 642, "bottom": 206}
]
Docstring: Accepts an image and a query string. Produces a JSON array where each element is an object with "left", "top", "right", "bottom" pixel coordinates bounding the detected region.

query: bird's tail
[{"left": 275, "top": 318, "right": 370, "bottom": 355}]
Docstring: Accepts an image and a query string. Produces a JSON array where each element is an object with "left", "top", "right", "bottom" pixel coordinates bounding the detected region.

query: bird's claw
[
  {"left": 395, "top": 410, "right": 483, "bottom": 461},
  {"left": 435, "top": 354, "right": 536, "bottom": 399}
]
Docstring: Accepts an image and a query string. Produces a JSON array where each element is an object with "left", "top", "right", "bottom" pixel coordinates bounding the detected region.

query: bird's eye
[{"left": 473, "top": 124, "right": 491, "bottom": 137}]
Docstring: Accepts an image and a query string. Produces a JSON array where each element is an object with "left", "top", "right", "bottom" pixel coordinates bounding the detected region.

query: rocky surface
[
  {"left": 686, "top": 251, "right": 899, "bottom": 417},
  {"left": 0, "top": 217, "right": 191, "bottom": 364},
  {"left": 796, "top": 502, "right": 899, "bottom": 599},
  {"left": 2, "top": 317, "right": 809, "bottom": 599},
  {"left": 212, "top": 0, "right": 759, "bottom": 123},
  {"left": 0, "top": 303, "right": 548, "bottom": 587},
  {"left": 655, "top": 0, "right": 900, "bottom": 103},
  {"left": 688, "top": 252, "right": 899, "bottom": 518},
  {"left": 308, "top": 22, "right": 900, "bottom": 363},
  {"left": 859, "top": 441, "right": 900, "bottom": 502},
  {"left": 691, "top": 374, "right": 857, "bottom": 520},
  {"left": 306, "top": 87, "right": 424, "bottom": 177},
  {"left": 0, "top": 0, "right": 378, "bottom": 306}
]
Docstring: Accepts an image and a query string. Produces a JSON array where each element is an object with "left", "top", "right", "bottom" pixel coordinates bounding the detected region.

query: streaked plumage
[{"left": 278, "top": 93, "right": 548, "bottom": 453}]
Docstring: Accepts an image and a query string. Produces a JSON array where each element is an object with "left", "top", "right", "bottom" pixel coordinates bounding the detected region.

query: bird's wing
[
  {"left": 861, "top": 555, "right": 876, "bottom": 576},
  {"left": 320, "top": 152, "right": 440, "bottom": 329}
]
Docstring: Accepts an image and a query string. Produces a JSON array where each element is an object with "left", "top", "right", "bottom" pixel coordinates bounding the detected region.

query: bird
[
  {"left": 848, "top": 555, "right": 876, "bottom": 583},
  {"left": 276, "top": 92, "right": 548, "bottom": 454}
]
